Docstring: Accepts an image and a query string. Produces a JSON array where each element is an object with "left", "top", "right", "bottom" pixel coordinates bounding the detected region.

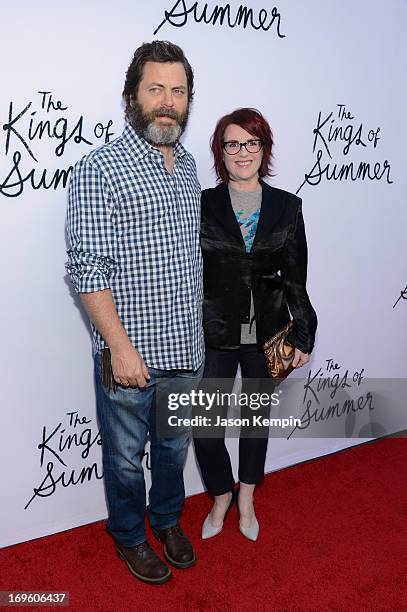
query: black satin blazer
[{"left": 201, "top": 181, "right": 317, "bottom": 353}]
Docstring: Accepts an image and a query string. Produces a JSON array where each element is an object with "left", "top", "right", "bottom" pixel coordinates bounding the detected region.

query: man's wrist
[{"left": 108, "top": 336, "right": 135, "bottom": 354}]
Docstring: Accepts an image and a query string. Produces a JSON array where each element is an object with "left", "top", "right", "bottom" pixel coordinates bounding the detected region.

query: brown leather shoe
[
  {"left": 115, "top": 541, "right": 172, "bottom": 584},
  {"left": 151, "top": 525, "right": 196, "bottom": 569}
]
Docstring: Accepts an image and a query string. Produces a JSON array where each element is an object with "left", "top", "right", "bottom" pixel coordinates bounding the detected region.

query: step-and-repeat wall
[{"left": 1, "top": 0, "right": 406, "bottom": 547}]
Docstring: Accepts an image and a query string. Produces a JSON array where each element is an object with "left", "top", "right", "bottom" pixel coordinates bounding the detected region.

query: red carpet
[{"left": 1, "top": 438, "right": 406, "bottom": 611}]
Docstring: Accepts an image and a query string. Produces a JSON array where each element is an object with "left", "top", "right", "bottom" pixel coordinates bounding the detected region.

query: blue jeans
[{"left": 94, "top": 351, "right": 204, "bottom": 547}]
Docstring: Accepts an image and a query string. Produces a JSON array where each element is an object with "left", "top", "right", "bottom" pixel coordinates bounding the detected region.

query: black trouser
[{"left": 193, "top": 344, "right": 271, "bottom": 496}]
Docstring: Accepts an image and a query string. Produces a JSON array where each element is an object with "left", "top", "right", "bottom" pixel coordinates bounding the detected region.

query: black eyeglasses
[{"left": 222, "top": 139, "right": 263, "bottom": 155}]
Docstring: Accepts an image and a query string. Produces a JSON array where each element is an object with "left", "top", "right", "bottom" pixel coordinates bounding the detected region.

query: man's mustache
[{"left": 150, "top": 107, "right": 181, "bottom": 120}]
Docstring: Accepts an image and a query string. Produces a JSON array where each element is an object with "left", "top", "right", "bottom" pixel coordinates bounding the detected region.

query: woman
[{"left": 194, "top": 108, "right": 317, "bottom": 541}]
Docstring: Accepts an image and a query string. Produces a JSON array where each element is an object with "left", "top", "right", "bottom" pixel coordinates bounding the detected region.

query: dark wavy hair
[
  {"left": 122, "top": 40, "right": 194, "bottom": 115},
  {"left": 211, "top": 108, "right": 274, "bottom": 183}
]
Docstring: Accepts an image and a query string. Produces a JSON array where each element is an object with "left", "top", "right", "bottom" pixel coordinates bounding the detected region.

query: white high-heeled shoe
[
  {"left": 201, "top": 513, "right": 223, "bottom": 539},
  {"left": 239, "top": 516, "right": 259, "bottom": 541},
  {"left": 201, "top": 492, "right": 234, "bottom": 539}
]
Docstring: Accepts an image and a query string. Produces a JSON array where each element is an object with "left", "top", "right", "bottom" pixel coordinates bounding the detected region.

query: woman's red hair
[{"left": 210, "top": 108, "right": 274, "bottom": 183}]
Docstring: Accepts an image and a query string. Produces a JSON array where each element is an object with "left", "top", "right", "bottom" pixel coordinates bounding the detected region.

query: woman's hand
[{"left": 292, "top": 348, "right": 310, "bottom": 368}]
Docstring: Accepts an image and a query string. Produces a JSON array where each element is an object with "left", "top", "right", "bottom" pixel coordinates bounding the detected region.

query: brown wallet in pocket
[{"left": 101, "top": 347, "right": 118, "bottom": 393}]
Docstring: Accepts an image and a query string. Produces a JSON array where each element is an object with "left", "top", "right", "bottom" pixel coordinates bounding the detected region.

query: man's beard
[{"left": 126, "top": 99, "right": 190, "bottom": 146}]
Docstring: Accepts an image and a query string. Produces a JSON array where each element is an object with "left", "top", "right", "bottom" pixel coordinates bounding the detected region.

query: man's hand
[
  {"left": 79, "top": 289, "right": 150, "bottom": 388},
  {"left": 292, "top": 347, "right": 310, "bottom": 369},
  {"left": 111, "top": 344, "right": 150, "bottom": 388}
]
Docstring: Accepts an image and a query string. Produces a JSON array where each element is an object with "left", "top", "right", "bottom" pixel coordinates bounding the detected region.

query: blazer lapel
[
  {"left": 204, "top": 182, "right": 286, "bottom": 249},
  {"left": 207, "top": 183, "right": 245, "bottom": 247},
  {"left": 252, "top": 182, "right": 286, "bottom": 249}
]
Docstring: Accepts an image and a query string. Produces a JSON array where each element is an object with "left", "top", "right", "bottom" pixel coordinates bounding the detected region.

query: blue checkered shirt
[{"left": 66, "top": 122, "right": 204, "bottom": 370}]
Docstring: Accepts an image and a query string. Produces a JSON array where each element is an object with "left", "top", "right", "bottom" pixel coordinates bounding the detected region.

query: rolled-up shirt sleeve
[{"left": 65, "top": 157, "right": 117, "bottom": 293}]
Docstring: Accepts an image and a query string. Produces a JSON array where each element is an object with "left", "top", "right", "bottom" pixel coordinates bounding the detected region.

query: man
[{"left": 66, "top": 41, "right": 204, "bottom": 585}]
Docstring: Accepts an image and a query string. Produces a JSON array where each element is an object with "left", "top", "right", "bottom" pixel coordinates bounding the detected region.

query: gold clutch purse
[{"left": 262, "top": 321, "right": 295, "bottom": 379}]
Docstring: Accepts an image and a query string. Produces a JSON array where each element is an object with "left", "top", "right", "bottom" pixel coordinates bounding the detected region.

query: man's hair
[
  {"left": 211, "top": 108, "right": 274, "bottom": 183},
  {"left": 123, "top": 40, "right": 194, "bottom": 111}
]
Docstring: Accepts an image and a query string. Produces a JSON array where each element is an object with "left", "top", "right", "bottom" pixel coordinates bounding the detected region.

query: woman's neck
[{"left": 228, "top": 177, "right": 260, "bottom": 192}]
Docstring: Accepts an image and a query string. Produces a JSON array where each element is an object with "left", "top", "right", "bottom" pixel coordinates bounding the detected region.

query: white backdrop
[{"left": 1, "top": 0, "right": 406, "bottom": 547}]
